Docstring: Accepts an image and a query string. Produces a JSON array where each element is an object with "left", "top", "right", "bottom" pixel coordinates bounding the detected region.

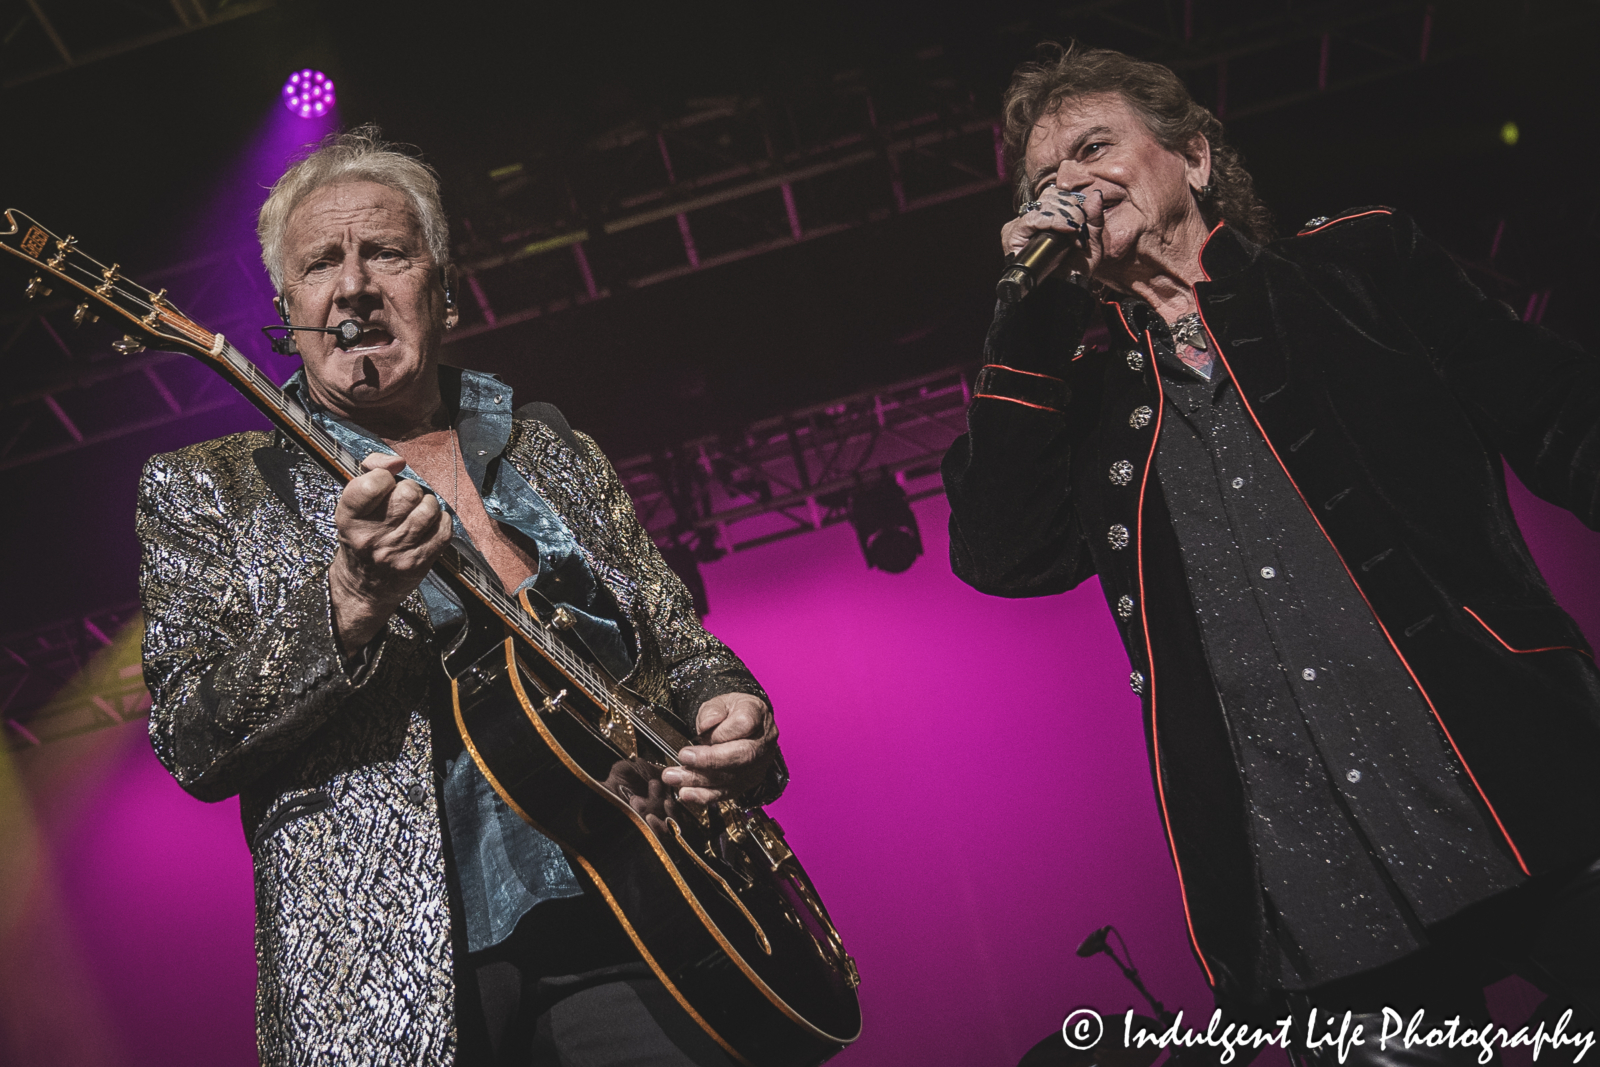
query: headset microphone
[{"left": 263, "top": 299, "right": 366, "bottom": 355}]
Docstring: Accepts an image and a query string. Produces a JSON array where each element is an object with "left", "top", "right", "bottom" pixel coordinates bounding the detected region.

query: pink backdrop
[{"left": 2, "top": 470, "right": 1596, "bottom": 1066}]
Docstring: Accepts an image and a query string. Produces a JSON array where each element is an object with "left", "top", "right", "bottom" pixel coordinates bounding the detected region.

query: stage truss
[
  {"left": 2, "top": 0, "right": 278, "bottom": 88},
  {"left": 5, "top": 1, "right": 1593, "bottom": 474}
]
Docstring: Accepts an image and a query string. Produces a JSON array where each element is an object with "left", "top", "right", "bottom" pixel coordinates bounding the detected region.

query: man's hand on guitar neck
[
  {"left": 663, "top": 692, "right": 778, "bottom": 806},
  {"left": 329, "top": 453, "right": 454, "bottom": 659}
]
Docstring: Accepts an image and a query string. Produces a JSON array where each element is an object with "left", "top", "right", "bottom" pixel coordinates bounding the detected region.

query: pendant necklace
[
  {"left": 1170, "top": 312, "right": 1208, "bottom": 352},
  {"left": 448, "top": 428, "right": 459, "bottom": 513},
  {"left": 1170, "top": 311, "right": 1215, "bottom": 381}
]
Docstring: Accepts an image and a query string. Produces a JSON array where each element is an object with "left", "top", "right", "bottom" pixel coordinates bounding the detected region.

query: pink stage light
[{"left": 281, "top": 69, "right": 335, "bottom": 118}]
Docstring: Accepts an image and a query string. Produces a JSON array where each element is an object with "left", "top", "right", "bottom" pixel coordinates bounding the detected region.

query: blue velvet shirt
[{"left": 285, "top": 366, "right": 634, "bottom": 952}]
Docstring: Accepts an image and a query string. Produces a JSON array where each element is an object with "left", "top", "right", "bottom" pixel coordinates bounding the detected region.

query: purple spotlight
[{"left": 281, "top": 69, "right": 335, "bottom": 119}]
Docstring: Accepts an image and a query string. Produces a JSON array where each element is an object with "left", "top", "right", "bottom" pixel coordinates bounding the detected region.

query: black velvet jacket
[{"left": 941, "top": 208, "right": 1600, "bottom": 1006}]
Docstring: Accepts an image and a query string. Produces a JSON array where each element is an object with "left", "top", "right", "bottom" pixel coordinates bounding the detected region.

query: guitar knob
[
  {"left": 73, "top": 301, "right": 98, "bottom": 327},
  {"left": 112, "top": 334, "right": 146, "bottom": 355},
  {"left": 25, "top": 274, "right": 51, "bottom": 299}
]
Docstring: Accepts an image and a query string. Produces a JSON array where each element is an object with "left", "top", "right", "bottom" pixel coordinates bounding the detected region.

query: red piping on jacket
[
  {"left": 1462, "top": 606, "right": 1593, "bottom": 658},
  {"left": 1195, "top": 220, "right": 1228, "bottom": 281},
  {"left": 1108, "top": 300, "right": 1138, "bottom": 342},
  {"left": 1136, "top": 327, "right": 1219, "bottom": 987},
  {"left": 972, "top": 394, "right": 1060, "bottom": 413},
  {"left": 1296, "top": 209, "right": 1394, "bottom": 237},
  {"left": 981, "top": 363, "right": 1064, "bottom": 382},
  {"left": 1187, "top": 274, "right": 1531, "bottom": 877}
]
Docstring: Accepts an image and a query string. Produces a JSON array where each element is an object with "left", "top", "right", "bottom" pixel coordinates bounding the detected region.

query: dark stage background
[{"left": 2, "top": 1, "right": 1597, "bottom": 1064}]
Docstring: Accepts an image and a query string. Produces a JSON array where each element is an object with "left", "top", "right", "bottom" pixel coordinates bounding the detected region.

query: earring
[{"left": 1195, "top": 183, "right": 1215, "bottom": 201}]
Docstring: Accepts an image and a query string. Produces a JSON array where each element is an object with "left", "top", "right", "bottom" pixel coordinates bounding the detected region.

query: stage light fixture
[
  {"left": 849, "top": 473, "right": 923, "bottom": 574},
  {"left": 1500, "top": 121, "right": 1520, "bottom": 146},
  {"left": 282, "top": 69, "right": 335, "bottom": 118}
]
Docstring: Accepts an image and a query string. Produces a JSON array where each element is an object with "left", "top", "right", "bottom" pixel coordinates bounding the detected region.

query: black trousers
[
  {"left": 453, "top": 895, "right": 736, "bottom": 1067},
  {"left": 1292, "top": 854, "right": 1600, "bottom": 1067}
]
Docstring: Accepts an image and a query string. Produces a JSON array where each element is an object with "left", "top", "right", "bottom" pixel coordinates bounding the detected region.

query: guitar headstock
[{"left": 1, "top": 208, "right": 222, "bottom": 360}]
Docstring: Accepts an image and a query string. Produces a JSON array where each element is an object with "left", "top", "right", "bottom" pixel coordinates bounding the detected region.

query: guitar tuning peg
[
  {"left": 48, "top": 236, "right": 76, "bottom": 270},
  {"left": 73, "top": 301, "right": 99, "bottom": 327},
  {"left": 25, "top": 274, "right": 51, "bottom": 299},
  {"left": 112, "top": 334, "right": 146, "bottom": 355}
]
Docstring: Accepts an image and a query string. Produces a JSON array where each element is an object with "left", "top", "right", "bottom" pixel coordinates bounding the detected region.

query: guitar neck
[{"left": 206, "top": 339, "right": 364, "bottom": 480}]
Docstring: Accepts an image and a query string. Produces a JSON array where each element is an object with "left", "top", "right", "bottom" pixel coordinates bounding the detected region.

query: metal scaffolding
[
  {"left": 445, "top": 86, "right": 1008, "bottom": 341},
  {"left": 3, "top": 0, "right": 278, "bottom": 89},
  {"left": 4, "top": 1, "right": 1591, "bottom": 474},
  {"left": 616, "top": 364, "right": 976, "bottom": 558},
  {"left": 1, "top": 600, "right": 148, "bottom": 752}
]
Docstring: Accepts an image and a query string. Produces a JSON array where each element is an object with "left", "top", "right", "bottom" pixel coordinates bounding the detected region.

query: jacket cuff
[
  {"left": 678, "top": 670, "right": 769, "bottom": 722},
  {"left": 973, "top": 364, "right": 1071, "bottom": 413},
  {"left": 676, "top": 676, "right": 786, "bottom": 806},
  {"left": 983, "top": 274, "right": 1099, "bottom": 379}
]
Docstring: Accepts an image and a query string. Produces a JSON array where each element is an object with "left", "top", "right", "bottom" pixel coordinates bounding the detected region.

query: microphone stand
[{"left": 1081, "top": 925, "right": 1174, "bottom": 1028}]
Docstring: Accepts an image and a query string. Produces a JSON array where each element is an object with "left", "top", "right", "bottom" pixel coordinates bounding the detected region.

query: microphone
[
  {"left": 1075, "top": 925, "right": 1112, "bottom": 958},
  {"left": 262, "top": 319, "right": 365, "bottom": 355},
  {"left": 997, "top": 228, "right": 1082, "bottom": 303}
]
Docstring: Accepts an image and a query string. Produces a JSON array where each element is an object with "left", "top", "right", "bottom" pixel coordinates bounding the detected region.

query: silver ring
[
  {"left": 1056, "top": 188, "right": 1087, "bottom": 207},
  {"left": 1018, "top": 200, "right": 1042, "bottom": 216}
]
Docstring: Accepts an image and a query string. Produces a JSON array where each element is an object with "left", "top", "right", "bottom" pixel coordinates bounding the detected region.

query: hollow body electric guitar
[{"left": 2, "top": 210, "right": 861, "bottom": 1066}]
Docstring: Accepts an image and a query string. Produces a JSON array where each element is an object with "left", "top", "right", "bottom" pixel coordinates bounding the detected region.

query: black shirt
[{"left": 1142, "top": 307, "right": 1521, "bottom": 986}]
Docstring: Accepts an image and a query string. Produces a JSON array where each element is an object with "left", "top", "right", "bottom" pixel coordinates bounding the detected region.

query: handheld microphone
[
  {"left": 262, "top": 319, "right": 365, "bottom": 355},
  {"left": 997, "top": 228, "right": 1082, "bottom": 303}
]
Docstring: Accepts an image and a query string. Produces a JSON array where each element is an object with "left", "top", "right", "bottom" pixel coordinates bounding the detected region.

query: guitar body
[
  {"left": 449, "top": 597, "right": 861, "bottom": 1066},
  {"left": 0, "top": 208, "right": 861, "bottom": 1066}
]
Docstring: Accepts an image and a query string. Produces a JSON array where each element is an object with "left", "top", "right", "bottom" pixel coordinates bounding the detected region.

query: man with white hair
[{"left": 137, "top": 126, "right": 784, "bottom": 1066}]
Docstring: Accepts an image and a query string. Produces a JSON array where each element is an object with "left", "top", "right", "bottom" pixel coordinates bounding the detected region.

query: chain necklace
[{"left": 448, "top": 428, "right": 459, "bottom": 513}]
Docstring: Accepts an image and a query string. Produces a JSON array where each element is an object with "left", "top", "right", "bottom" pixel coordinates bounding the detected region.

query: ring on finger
[
  {"left": 1055, "top": 188, "right": 1087, "bottom": 207},
  {"left": 1018, "top": 200, "right": 1042, "bottom": 216}
]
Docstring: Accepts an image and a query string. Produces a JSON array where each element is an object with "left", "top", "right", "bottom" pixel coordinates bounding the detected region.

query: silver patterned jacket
[{"left": 137, "top": 411, "right": 770, "bottom": 1066}]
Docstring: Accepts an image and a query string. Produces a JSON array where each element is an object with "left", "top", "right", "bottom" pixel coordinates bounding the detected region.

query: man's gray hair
[{"left": 256, "top": 124, "right": 450, "bottom": 294}]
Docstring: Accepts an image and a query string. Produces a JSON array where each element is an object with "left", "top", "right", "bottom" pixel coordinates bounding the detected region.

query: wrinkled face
[
  {"left": 279, "top": 180, "right": 451, "bottom": 419},
  {"left": 1023, "top": 92, "right": 1209, "bottom": 266}
]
